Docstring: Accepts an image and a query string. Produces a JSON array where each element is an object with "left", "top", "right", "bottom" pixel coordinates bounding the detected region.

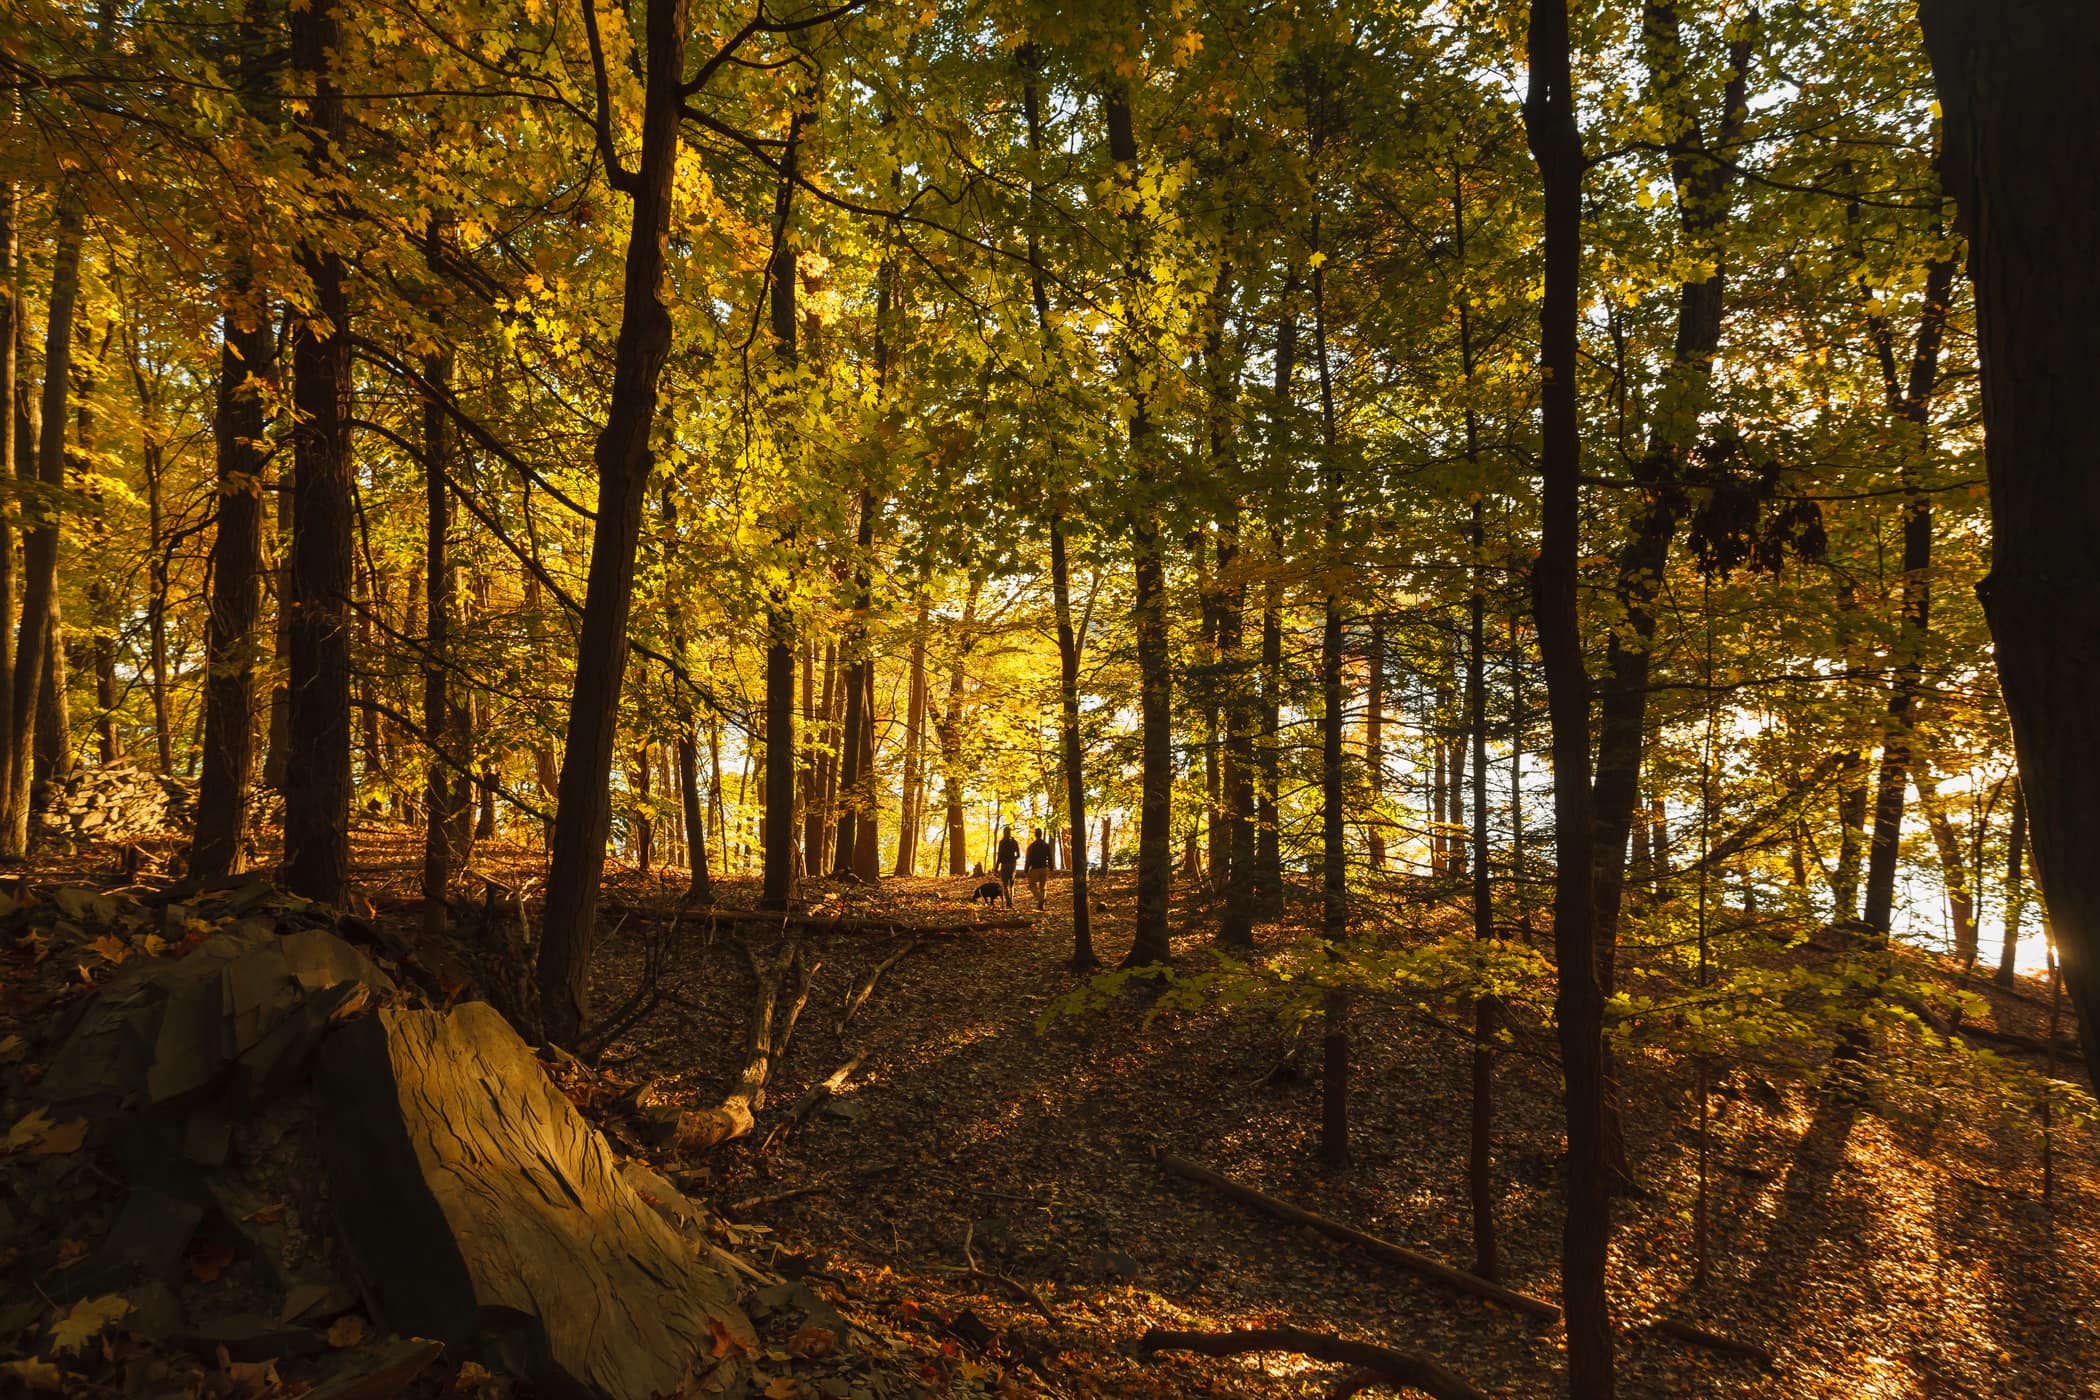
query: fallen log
[
  {"left": 691, "top": 908, "right": 1029, "bottom": 938},
  {"left": 1138, "top": 1327, "right": 1491, "bottom": 1400},
  {"left": 1155, "top": 1154, "right": 1559, "bottom": 1322},
  {"left": 1646, "top": 1317, "right": 1776, "bottom": 1369}
]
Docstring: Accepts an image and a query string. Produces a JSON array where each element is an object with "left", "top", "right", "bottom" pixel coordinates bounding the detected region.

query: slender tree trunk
[
  {"left": 1107, "top": 85, "right": 1173, "bottom": 968},
  {"left": 1366, "top": 619, "right": 1386, "bottom": 869},
  {"left": 1524, "top": 1, "right": 1613, "bottom": 1390},
  {"left": 833, "top": 492, "right": 877, "bottom": 878},
  {"left": 4, "top": 193, "right": 87, "bottom": 851},
  {"left": 942, "top": 578, "right": 978, "bottom": 876},
  {"left": 1256, "top": 284, "right": 1298, "bottom": 918},
  {"left": 1311, "top": 202, "right": 1350, "bottom": 1164},
  {"left": 419, "top": 342, "right": 460, "bottom": 931},
  {"left": 1920, "top": 0, "right": 2100, "bottom": 1082},
  {"left": 1998, "top": 780, "right": 2026, "bottom": 986},
  {"left": 1456, "top": 177, "right": 1498, "bottom": 1278},
  {"left": 896, "top": 613, "right": 926, "bottom": 878},
  {"left": 852, "top": 664, "right": 880, "bottom": 880},
  {"left": 282, "top": 0, "right": 356, "bottom": 903},
  {"left": 535, "top": 0, "right": 691, "bottom": 1042},
  {"left": 679, "top": 726, "right": 710, "bottom": 901},
  {"left": 0, "top": 114, "right": 16, "bottom": 820},
  {"left": 1917, "top": 771, "right": 1978, "bottom": 964},
  {"left": 190, "top": 304, "right": 272, "bottom": 881},
  {"left": 1861, "top": 261, "right": 1957, "bottom": 934},
  {"left": 760, "top": 110, "right": 807, "bottom": 912}
]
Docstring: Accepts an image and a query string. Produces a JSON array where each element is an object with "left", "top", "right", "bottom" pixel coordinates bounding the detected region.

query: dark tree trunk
[
  {"left": 833, "top": 492, "right": 877, "bottom": 879},
  {"left": 420, "top": 341, "right": 461, "bottom": 933},
  {"left": 1524, "top": 0, "right": 1613, "bottom": 1391},
  {"left": 4, "top": 193, "right": 85, "bottom": 853},
  {"left": 1456, "top": 177, "right": 1498, "bottom": 1280},
  {"left": 805, "top": 641, "right": 833, "bottom": 872},
  {"left": 1052, "top": 519, "right": 1095, "bottom": 966},
  {"left": 535, "top": 0, "right": 690, "bottom": 1043},
  {"left": 0, "top": 124, "right": 16, "bottom": 822},
  {"left": 283, "top": 0, "right": 356, "bottom": 903},
  {"left": 760, "top": 110, "right": 807, "bottom": 911},
  {"left": 1106, "top": 85, "right": 1173, "bottom": 968},
  {"left": 852, "top": 665, "right": 880, "bottom": 880},
  {"left": 1311, "top": 205, "right": 1349, "bottom": 1165},
  {"left": 1861, "top": 259, "right": 1957, "bottom": 934},
  {"left": 893, "top": 613, "right": 926, "bottom": 877},
  {"left": 1922, "top": 2, "right": 2100, "bottom": 1079},
  {"left": 190, "top": 305, "right": 272, "bottom": 881},
  {"left": 1256, "top": 285, "right": 1298, "bottom": 919},
  {"left": 1998, "top": 780, "right": 2026, "bottom": 987},
  {"left": 679, "top": 728, "right": 711, "bottom": 901},
  {"left": 1366, "top": 619, "right": 1386, "bottom": 869}
]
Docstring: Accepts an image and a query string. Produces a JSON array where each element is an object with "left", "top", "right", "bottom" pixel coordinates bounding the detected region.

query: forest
[{"left": 0, "top": 0, "right": 2095, "bottom": 1396}]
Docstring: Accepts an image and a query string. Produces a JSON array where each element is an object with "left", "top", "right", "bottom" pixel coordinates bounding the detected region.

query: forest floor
[
  {"left": 6, "top": 825, "right": 2096, "bottom": 1400},
  {"left": 525, "top": 843, "right": 2096, "bottom": 1400}
]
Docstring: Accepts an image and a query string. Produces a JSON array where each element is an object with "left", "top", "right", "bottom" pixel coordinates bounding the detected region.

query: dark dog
[{"left": 971, "top": 881, "right": 1005, "bottom": 906}]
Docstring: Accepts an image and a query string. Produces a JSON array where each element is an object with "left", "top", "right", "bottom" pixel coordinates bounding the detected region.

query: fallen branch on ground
[
  {"left": 840, "top": 938, "right": 919, "bottom": 1035},
  {"left": 672, "top": 940, "right": 818, "bottom": 1151},
  {"left": 1646, "top": 1317, "right": 1776, "bottom": 1369},
  {"left": 1155, "top": 1154, "right": 1560, "bottom": 1322},
  {"left": 1138, "top": 1327, "right": 1491, "bottom": 1400},
  {"left": 760, "top": 1048, "right": 868, "bottom": 1154}
]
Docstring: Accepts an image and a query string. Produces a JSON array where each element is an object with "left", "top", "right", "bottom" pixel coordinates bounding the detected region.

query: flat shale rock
[
  {"left": 315, "top": 1002, "right": 755, "bottom": 1400},
  {"left": 40, "top": 924, "right": 392, "bottom": 1118}
]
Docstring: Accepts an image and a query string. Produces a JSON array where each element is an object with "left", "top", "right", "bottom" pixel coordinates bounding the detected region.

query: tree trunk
[
  {"left": 1311, "top": 201, "right": 1349, "bottom": 1164},
  {"left": 1106, "top": 85, "right": 1172, "bottom": 968},
  {"left": 852, "top": 665, "right": 880, "bottom": 880},
  {"left": 1998, "top": 779, "right": 2026, "bottom": 987},
  {"left": 1917, "top": 0, "right": 2100, "bottom": 1082},
  {"left": 283, "top": 0, "right": 356, "bottom": 903},
  {"left": 4, "top": 191, "right": 86, "bottom": 853},
  {"left": 190, "top": 304, "right": 272, "bottom": 881},
  {"left": 760, "top": 110, "right": 807, "bottom": 912},
  {"left": 1861, "top": 260, "right": 1957, "bottom": 934},
  {"left": 1366, "top": 619, "right": 1386, "bottom": 869},
  {"left": 535, "top": 0, "right": 690, "bottom": 1043},
  {"left": 833, "top": 492, "right": 877, "bottom": 879},
  {"left": 0, "top": 118, "right": 16, "bottom": 824},
  {"left": 894, "top": 613, "right": 926, "bottom": 877},
  {"left": 420, "top": 340, "right": 461, "bottom": 932},
  {"left": 1917, "top": 772, "right": 1978, "bottom": 964},
  {"left": 1524, "top": 0, "right": 1613, "bottom": 1391},
  {"left": 1256, "top": 282, "right": 1298, "bottom": 920}
]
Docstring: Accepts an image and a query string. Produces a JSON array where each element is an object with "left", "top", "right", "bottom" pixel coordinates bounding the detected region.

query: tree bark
[
  {"left": 1311, "top": 198, "right": 1349, "bottom": 1164},
  {"left": 1916, "top": 1, "right": 2100, "bottom": 1080},
  {"left": 418, "top": 340, "right": 461, "bottom": 932},
  {"left": 535, "top": 0, "right": 690, "bottom": 1043},
  {"left": 1106, "top": 85, "right": 1172, "bottom": 967},
  {"left": 1256, "top": 283, "right": 1298, "bottom": 919},
  {"left": 0, "top": 114, "right": 16, "bottom": 823},
  {"left": 3, "top": 192, "right": 86, "bottom": 853},
  {"left": 282, "top": 0, "right": 356, "bottom": 903},
  {"left": 1998, "top": 779, "right": 2026, "bottom": 987},
  {"left": 1524, "top": 0, "right": 1614, "bottom": 1390},
  {"left": 760, "top": 109, "right": 807, "bottom": 912},
  {"left": 190, "top": 303, "right": 272, "bottom": 881},
  {"left": 893, "top": 609, "right": 926, "bottom": 877}
]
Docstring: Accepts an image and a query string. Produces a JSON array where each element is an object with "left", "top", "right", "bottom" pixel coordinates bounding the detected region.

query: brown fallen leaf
[
  {"left": 786, "top": 1325, "right": 836, "bottom": 1359},
  {"left": 28, "top": 1118, "right": 88, "bottom": 1156},
  {"left": 326, "top": 1314, "right": 367, "bottom": 1349}
]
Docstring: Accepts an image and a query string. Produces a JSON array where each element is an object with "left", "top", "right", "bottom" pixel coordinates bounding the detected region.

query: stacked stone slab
[{"left": 33, "top": 764, "right": 198, "bottom": 845}]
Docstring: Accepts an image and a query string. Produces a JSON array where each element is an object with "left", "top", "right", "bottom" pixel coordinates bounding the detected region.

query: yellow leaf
[
  {"left": 763, "top": 1378, "right": 798, "bottom": 1400},
  {"left": 49, "top": 1295, "right": 130, "bottom": 1353},
  {"left": 85, "top": 934, "right": 131, "bottom": 965},
  {"left": 326, "top": 1314, "right": 366, "bottom": 1348},
  {"left": 5, "top": 1106, "right": 54, "bottom": 1152}
]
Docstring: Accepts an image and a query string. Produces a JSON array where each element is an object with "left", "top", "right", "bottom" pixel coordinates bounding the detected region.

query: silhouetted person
[
  {"left": 1024, "top": 827, "right": 1053, "bottom": 909},
  {"left": 995, "top": 825, "right": 1021, "bottom": 908}
]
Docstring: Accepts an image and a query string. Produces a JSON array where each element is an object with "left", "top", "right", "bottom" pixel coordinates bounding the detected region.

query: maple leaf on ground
[
  {"left": 85, "top": 935, "right": 130, "bottom": 965},
  {"left": 49, "top": 1295, "right": 130, "bottom": 1353},
  {"left": 708, "top": 1316, "right": 751, "bottom": 1360},
  {"left": 326, "top": 1314, "right": 367, "bottom": 1348},
  {"left": 786, "top": 1326, "right": 836, "bottom": 1359},
  {"left": 763, "top": 1377, "right": 798, "bottom": 1400}
]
